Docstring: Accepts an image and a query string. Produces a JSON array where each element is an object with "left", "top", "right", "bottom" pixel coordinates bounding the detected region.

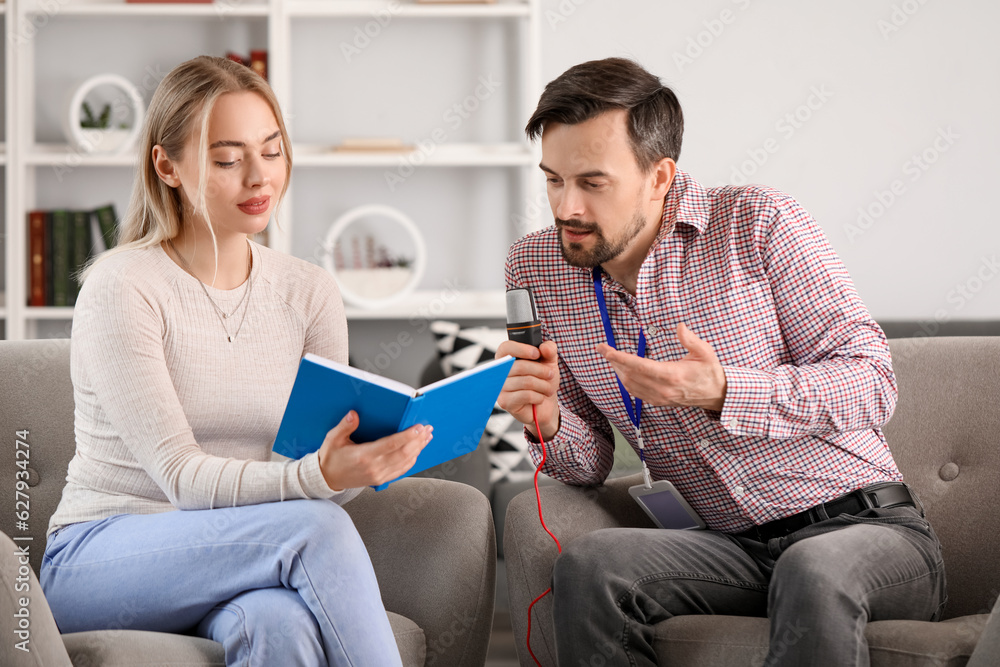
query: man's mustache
[{"left": 555, "top": 219, "right": 600, "bottom": 233}]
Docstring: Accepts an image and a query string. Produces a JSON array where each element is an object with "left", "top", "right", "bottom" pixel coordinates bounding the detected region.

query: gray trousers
[{"left": 551, "top": 505, "right": 946, "bottom": 667}]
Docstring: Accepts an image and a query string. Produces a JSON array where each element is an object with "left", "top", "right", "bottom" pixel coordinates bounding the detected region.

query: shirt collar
[{"left": 661, "top": 169, "right": 709, "bottom": 236}]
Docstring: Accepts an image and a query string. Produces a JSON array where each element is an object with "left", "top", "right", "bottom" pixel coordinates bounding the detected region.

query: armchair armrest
[
  {"left": 503, "top": 473, "right": 652, "bottom": 667},
  {"left": 344, "top": 477, "right": 496, "bottom": 667},
  {"left": 0, "top": 531, "right": 72, "bottom": 667}
]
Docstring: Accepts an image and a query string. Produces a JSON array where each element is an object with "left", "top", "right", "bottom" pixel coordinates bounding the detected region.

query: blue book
[{"left": 273, "top": 353, "right": 515, "bottom": 491}]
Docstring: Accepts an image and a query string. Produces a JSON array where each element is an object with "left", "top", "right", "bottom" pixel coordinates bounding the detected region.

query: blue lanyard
[{"left": 592, "top": 267, "right": 647, "bottom": 438}]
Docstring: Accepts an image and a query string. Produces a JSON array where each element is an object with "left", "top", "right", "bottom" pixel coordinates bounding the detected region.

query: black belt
[{"left": 736, "top": 482, "right": 916, "bottom": 543}]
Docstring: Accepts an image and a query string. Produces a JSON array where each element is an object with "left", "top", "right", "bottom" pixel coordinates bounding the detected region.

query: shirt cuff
[{"left": 718, "top": 366, "right": 775, "bottom": 437}]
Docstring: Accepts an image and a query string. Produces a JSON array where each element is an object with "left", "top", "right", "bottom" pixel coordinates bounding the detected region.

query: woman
[{"left": 39, "top": 55, "right": 430, "bottom": 666}]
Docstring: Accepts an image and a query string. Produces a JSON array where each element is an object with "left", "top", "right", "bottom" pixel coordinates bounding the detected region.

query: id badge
[{"left": 629, "top": 480, "right": 706, "bottom": 530}]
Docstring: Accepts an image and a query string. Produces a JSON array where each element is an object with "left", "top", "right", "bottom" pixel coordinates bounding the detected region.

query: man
[{"left": 496, "top": 57, "right": 946, "bottom": 666}]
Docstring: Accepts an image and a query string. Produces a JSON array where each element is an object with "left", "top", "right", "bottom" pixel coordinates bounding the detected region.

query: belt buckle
[{"left": 854, "top": 487, "right": 877, "bottom": 511}]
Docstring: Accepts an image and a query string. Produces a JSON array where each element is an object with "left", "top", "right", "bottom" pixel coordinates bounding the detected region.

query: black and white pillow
[{"left": 429, "top": 321, "right": 539, "bottom": 485}]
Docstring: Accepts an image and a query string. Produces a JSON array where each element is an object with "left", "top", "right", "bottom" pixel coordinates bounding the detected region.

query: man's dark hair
[{"left": 525, "top": 58, "right": 683, "bottom": 171}]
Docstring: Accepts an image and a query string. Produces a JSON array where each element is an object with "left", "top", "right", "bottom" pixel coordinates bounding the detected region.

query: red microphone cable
[{"left": 526, "top": 403, "right": 561, "bottom": 666}]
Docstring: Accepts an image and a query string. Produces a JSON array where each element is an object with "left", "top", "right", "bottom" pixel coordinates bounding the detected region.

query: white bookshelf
[{"left": 2, "top": 0, "right": 544, "bottom": 339}]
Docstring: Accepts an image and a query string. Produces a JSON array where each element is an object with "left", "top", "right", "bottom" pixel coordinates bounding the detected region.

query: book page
[
  {"left": 418, "top": 355, "right": 515, "bottom": 395},
  {"left": 303, "top": 353, "right": 417, "bottom": 397}
]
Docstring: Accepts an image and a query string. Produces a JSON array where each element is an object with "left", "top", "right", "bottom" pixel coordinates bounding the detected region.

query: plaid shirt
[{"left": 505, "top": 170, "right": 901, "bottom": 533}]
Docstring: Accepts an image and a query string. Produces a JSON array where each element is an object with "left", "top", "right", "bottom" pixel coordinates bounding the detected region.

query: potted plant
[{"left": 78, "top": 100, "right": 132, "bottom": 154}]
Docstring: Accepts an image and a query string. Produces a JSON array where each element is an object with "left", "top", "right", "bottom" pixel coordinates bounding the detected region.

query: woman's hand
[{"left": 317, "top": 411, "right": 432, "bottom": 491}]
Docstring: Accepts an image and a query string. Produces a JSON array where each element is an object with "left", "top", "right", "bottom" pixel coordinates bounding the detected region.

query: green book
[
  {"left": 70, "top": 210, "right": 92, "bottom": 306},
  {"left": 50, "top": 210, "right": 72, "bottom": 307},
  {"left": 93, "top": 203, "right": 118, "bottom": 251}
]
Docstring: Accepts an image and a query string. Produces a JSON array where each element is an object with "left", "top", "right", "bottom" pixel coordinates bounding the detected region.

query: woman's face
[{"left": 172, "top": 91, "right": 287, "bottom": 239}]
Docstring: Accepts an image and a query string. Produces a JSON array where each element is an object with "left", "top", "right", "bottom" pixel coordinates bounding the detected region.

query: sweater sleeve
[{"left": 72, "top": 261, "right": 343, "bottom": 511}]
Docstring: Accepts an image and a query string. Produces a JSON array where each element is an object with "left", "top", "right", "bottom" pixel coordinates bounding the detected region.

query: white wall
[
  {"left": 538, "top": 0, "right": 999, "bottom": 322},
  {"left": 26, "top": 1, "right": 999, "bottom": 378}
]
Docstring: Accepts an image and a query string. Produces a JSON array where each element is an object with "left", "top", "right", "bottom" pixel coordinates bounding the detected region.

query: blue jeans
[
  {"left": 551, "top": 505, "right": 946, "bottom": 667},
  {"left": 40, "top": 499, "right": 404, "bottom": 667}
]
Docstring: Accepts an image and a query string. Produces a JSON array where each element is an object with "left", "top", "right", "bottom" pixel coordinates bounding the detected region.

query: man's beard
[{"left": 557, "top": 208, "right": 647, "bottom": 268}]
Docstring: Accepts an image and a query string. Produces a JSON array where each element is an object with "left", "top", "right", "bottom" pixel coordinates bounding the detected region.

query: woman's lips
[{"left": 238, "top": 196, "right": 270, "bottom": 215}]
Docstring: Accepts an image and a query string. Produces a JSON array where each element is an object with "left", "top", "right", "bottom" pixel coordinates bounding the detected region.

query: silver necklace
[{"left": 168, "top": 239, "right": 255, "bottom": 343}]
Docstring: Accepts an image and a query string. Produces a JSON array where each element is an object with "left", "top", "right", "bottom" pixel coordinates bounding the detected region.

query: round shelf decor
[
  {"left": 322, "top": 204, "right": 427, "bottom": 310},
  {"left": 63, "top": 74, "right": 145, "bottom": 155}
]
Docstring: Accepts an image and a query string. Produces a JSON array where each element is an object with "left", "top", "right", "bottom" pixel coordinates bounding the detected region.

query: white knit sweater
[{"left": 49, "top": 240, "right": 361, "bottom": 535}]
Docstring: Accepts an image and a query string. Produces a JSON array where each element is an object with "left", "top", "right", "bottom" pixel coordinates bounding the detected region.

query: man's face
[{"left": 540, "top": 110, "right": 654, "bottom": 268}]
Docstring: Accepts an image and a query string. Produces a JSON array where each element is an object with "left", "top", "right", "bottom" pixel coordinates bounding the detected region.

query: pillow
[{"left": 429, "top": 321, "right": 539, "bottom": 485}]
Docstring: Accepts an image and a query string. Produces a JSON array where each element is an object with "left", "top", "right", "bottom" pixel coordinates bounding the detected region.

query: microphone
[{"left": 506, "top": 288, "right": 544, "bottom": 348}]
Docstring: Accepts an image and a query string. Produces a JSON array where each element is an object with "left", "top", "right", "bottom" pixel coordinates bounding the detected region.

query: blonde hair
[{"left": 79, "top": 55, "right": 292, "bottom": 282}]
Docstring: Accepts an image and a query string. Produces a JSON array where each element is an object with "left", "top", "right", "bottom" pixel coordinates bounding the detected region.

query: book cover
[
  {"left": 70, "top": 210, "right": 92, "bottom": 305},
  {"left": 273, "top": 353, "right": 515, "bottom": 491},
  {"left": 249, "top": 50, "right": 268, "bottom": 81},
  {"left": 44, "top": 212, "right": 54, "bottom": 306},
  {"left": 27, "top": 211, "right": 47, "bottom": 307},
  {"left": 93, "top": 203, "right": 118, "bottom": 251},
  {"left": 50, "top": 210, "right": 71, "bottom": 307}
]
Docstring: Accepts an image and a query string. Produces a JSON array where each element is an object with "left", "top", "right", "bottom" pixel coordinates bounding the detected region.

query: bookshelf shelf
[
  {"left": 24, "top": 306, "right": 76, "bottom": 320},
  {"left": 27, "top": 144, "right": 137, "bottom": 167},
  {"left": 4, "top": 0, "right": 542, "bottom": 338},
  {"left": 293, "top": 142, "right": 534, "bottom": 168},
  {"left": 22, "top": 1, "right": 268, "bottom": 18},
  {"left": 286, "top": 1, "right": 530, "bottom": 19},
  {"left": 343, "top": 288, "right": 505, "bottom": 321}
]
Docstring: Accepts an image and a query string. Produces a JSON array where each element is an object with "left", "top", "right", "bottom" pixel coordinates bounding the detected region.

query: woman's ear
[{"left": 152, "top": 145, "right": 181, "bottom": 188}]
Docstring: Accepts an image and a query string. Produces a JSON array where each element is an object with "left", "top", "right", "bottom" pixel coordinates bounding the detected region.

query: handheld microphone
[{"left": 506, "top": 288, "right": 544, "bottom": 348}]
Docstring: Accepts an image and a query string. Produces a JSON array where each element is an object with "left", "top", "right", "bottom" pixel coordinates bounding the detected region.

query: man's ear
[
  {"left": 152, "top": 145, "right": 181, "bottom": 188},
  {"left": 649, "top": 157, "right": 677, "bottom": 201}
]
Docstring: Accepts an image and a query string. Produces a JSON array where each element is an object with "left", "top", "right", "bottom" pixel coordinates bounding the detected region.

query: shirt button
[
  {"left": 734, "top": 485, "right": 745, "bottom": 497},
  {"left": 646, "top": 324, "right": 659, "bottom": 337},
  {"left": 698, "top": 439, "right": 710, "bottom": 450}
]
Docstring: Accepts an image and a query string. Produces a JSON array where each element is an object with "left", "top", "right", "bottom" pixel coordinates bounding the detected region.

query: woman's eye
[
  {"left": 263, "top": 152, "right": 282, "bottom": 159},
  {"left": 215, "top": 161, "right": 237, "bottom": 168}
]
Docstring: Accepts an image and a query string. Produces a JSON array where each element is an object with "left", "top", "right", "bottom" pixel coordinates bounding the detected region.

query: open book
[{"left": 273, "top": 353, "right": 515, "bottom": 490}]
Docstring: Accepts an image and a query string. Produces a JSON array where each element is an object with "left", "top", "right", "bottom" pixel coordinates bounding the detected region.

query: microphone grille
[{"left": 506, "top": 288, "right": 537, "bottom": 323}]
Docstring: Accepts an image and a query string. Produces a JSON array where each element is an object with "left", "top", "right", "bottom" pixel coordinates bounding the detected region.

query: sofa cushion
[
  {"left": 652, "top": 614, "right": 989, "bottom": 667},
  {"left": 59, "top": 612, "right": 425, "bottom": 666}
]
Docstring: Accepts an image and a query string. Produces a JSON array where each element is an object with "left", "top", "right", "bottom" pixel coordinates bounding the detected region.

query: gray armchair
[
  {"left": 504, "top": 336, "right": 1000, "bottom": 666},
  {"left": 0, "top": 338, "right": 496, "bottom": 667}
]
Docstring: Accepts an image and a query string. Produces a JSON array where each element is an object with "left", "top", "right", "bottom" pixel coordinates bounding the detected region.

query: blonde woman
[{"left": 39, "top": 56, "right": 429, "bottom": 666}]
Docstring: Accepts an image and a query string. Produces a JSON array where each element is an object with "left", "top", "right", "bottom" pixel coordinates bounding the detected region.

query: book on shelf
[
  {"left": 27, "top": 204, "right": 118, "bottom": 308},
  {"left": 226, "top": 50, "right": 268, "bottom": 82},
  {"left": 273, "top": 353, "right": 515, "bottom": 491}
]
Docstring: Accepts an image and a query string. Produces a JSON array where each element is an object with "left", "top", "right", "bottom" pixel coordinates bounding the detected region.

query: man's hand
[
  {"left": 317, "top": 411, "right": 432, "bottom": 491},
  {"left": 597, "top": 323, "right": 727, "bottom": 411},
  {"left": 495, "top": 339, "right": 561, "bottom": 441}
]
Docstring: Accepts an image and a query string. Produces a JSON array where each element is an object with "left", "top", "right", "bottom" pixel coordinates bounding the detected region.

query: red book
[
  {"left": 226, "top": 52, "right": 248, "bottom": 66},
  {"left": 27, "top": 211, "right": 47, "bottom": 307},
  {"left": 250, "top": 50, "right": 268, "bottom": 81}
]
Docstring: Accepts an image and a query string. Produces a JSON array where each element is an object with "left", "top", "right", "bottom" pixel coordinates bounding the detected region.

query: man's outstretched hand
[{"left": 597, "top": 323, "right": 727, "bottom": 412}]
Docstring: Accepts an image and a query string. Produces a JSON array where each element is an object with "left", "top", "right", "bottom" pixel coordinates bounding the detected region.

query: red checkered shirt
[{"left": 505, "top": 170, "right": 902, "bottom": 533}]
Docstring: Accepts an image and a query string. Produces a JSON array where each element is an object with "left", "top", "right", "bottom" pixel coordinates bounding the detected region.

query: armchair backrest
[
  {"left": 0, "top": 339, "right": 75, "bottom": 577},
  {"left": 884, "top": 336, "right": 1000, "bottom": 619}
]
